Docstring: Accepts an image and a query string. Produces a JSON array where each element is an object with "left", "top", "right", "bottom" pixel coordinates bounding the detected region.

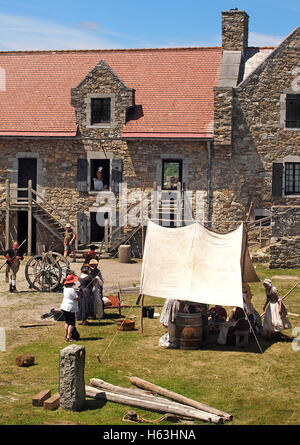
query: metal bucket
[{"left": 175, "top": 313, "right": 203, "bottom": 350}]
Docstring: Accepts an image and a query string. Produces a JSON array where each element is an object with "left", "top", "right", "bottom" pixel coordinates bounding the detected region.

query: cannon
[{"left": 25, "top": 251, "right": 70, "bottom": 292}]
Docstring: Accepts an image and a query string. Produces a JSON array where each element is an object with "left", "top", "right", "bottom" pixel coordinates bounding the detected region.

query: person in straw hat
[
  {"left": 60, "top": 273, "right": 79, "bottom": 342},
  {"left": 88, "top": 259, "right": 104, "bottom": 320},
  {"left": 262, "top": 278, "right": 291, "bottom": 337},
  {"left": 63, "top": 223, "right": 77, "bottom": 262}
]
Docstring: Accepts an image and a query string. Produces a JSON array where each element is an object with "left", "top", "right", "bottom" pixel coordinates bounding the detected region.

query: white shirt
[
  {"left": 60, "top": 287, "right": 78, "bottom": 313},
  {"left": 93, "top": 179, "right": 104, "bottom": 191}
]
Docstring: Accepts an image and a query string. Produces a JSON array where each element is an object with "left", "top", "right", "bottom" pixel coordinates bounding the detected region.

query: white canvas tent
[{"left": 140, "top": 220, "right": 259, "bottom": 309}]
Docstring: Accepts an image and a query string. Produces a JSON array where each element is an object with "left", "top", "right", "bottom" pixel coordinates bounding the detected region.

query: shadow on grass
[
  {"left": 200, "top": 332, "right": 293, "bottom": 354},
  {"left": 84, "top": 398, "right": 107, "bottom": 410},
  {"left": 77, "top": 337, "right": 105, "bottom": 342}
]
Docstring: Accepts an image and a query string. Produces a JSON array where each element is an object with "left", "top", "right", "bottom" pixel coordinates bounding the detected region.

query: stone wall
[
  {"left": 210, "top": 27, "right": 300, "bottom": 237},
  {"left": 270, "top": 206, "right": 300, "bottom": 268},
  {"left": 213, "top": 87, "right": 233, "bottom": 147}
]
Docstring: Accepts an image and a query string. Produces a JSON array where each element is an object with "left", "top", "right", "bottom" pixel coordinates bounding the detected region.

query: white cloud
[
  {"left": 0, "top": 13, "right": 120, "bottom": 50},
  {"left": 249, "top": 32, "right": 284, "bottom": 47},
  {"left": 77, "top": 21, "right": 100, "bottom": 31}
]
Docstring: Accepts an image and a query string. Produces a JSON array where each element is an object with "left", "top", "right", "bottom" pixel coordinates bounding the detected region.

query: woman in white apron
[{"left": 262, "top": 279, "right": 291, "bottom": 335}]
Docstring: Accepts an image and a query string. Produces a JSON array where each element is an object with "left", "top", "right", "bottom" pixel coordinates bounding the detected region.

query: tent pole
[
  {"left": 140, "top": 294, "right": 145, "bottom": 334},
  {"left": 244, "top": 311, "right": 264, "bottom": 354}
]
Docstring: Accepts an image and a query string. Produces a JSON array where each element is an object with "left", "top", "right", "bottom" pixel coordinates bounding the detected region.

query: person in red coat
[{"left": 4, "top": 241, "right": 24, "bottom": 293}]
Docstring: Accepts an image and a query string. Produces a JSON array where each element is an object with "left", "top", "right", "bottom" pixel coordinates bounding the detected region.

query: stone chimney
[{"left": 222, "top": 9, "right": 249, "bottom": 51}]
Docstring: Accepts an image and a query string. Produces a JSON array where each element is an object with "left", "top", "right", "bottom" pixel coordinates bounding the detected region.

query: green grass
[{"left": 0, "top": 264, "right": 299, "bottom": 425}]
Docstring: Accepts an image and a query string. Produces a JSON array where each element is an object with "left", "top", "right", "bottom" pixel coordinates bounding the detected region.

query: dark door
[
  {"left": 90, "top": 212, "right": 107, "bottom": 243},
  {"left": 18, "top": 158, "right": 37, "bottom": 200}
]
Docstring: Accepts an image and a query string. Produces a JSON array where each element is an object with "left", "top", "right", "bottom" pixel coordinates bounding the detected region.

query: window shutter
[
  {"left": 77, "top": 212, "right": 88, "bottom": 245},
  {"left": 272, "top": 163, "right": 283, "bottom": 196},
  {"left": 110, "top": 159, "right": 123, "bottom": 194},
  {"left": 77, "top": 158, "right": 88, "bottom": 193}
]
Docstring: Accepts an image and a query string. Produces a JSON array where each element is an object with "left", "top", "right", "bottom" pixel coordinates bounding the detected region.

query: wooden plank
[
  {"left": 32, "top": 389, "right": 51, "bottom": 407},
  {"left": 43, "top": 393, "right": 60, "bottom": 410},
  {"left": 130, "top": 376, "right": 232, "bottom": 421}
]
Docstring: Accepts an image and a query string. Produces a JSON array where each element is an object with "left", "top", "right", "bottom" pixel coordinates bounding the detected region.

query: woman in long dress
[
  {"left": 77, "top": 265, "right": 95, "bottom": 325},
  {"left": 89, "top": 259, "right": 104, "bottom": 320},
  {"left": 262, "top": 279, "right": 291, "bottom": 336}
]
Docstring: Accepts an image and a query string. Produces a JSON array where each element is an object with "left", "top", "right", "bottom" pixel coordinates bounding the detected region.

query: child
[{"left": 60, "top": 273, "right": 79, "bottom": 342}]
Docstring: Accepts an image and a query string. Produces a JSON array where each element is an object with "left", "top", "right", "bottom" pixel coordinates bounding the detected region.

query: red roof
[{"left": 0, "top": 47, "right": 222, "bottom": 138}]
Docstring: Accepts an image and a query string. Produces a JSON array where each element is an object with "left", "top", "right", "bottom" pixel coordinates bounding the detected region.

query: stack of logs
[{"left": 86, "top": 376, "right": 232, "bottom": 424}]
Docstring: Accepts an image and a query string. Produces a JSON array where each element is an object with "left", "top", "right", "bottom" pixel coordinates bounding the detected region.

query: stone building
[{"left": 0, "top": 9, "right": 299, "bottom": 267}]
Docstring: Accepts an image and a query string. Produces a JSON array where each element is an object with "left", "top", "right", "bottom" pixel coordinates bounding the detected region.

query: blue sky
[{"left": 0, "top": 0, "right": 299, "bottom": 50}]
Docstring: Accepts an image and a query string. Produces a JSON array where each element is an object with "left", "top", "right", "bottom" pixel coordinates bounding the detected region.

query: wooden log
[
  {"left": 32, "top": 389, "right": 51, "bottom": 407},
  {"left": 89, "top": 378, "right": 218, "bottom": 416},
  {"left": 129, "top": 376, "right": 232, "bottom": 421},
  {"left": 85, "top": 386, "right": 223, "bottom": 424},
  {"left": 44, "top": 393, "right": 60, "bottom": 410},
  {"left": 90, "top": 378, "right": 156, "bottom": 399}
]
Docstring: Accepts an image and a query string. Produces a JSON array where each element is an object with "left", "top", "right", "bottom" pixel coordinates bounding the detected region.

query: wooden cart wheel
[
  {"left": 25, "top": 254, "right": 62, "bottom": 292},
  {"left": 46, "top": 252, "right": 70, "bottom": 283}
]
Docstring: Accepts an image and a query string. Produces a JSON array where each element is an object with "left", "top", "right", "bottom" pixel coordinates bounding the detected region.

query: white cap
[
  {"left": 98, "top": 167, "right": 103, "bottom": 172},
  {"left": 66, "top": 223, "right": 71, "bottom": 228}
]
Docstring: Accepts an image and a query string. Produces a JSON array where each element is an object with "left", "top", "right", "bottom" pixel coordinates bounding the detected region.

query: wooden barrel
[
  {"left": 118, "top": 245, "right": 131, "bottom": 263},
  {"left": 175, "top": 313, "right": 203, "bottom": 350}
]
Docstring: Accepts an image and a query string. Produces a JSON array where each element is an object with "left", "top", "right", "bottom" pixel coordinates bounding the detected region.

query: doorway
[
  {"left": 18, "top": 158, "right": 37, "bottom": 201},
  {"left": 90, "top": 211, "right": 109, "bottom": 243}
]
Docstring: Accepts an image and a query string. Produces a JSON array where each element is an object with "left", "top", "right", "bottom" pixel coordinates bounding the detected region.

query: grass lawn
[{"left": 0, "top": 263, "right": 299, "bottom": 426}]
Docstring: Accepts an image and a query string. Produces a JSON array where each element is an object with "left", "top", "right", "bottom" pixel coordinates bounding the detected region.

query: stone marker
[{"left": 59, "top": 344, "right": 86, "bottom": 411}]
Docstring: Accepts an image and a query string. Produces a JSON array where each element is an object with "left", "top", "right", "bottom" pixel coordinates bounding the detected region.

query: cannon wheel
[
  {"left": 47, "top": 252, "right": 70, "bottom": 284},
  {"left": 25, "top": 252, "right": 67, "bottom": 292}
]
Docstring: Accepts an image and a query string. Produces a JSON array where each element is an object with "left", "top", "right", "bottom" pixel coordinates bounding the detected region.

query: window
[
  {"left": 285, "top": 162, "right": 300, "bottom": 195},
  {"left": 286, "top": 94, "right": 300, "bottom": 128},
  {"left": 90, "top": 159, "right": 110, "bottom": 191},
  {"left": 91, "top": 98, "right": 111, "bottom": 124},
  {"left": 162, "top": 160, "right": 182, "bottom": 190}
]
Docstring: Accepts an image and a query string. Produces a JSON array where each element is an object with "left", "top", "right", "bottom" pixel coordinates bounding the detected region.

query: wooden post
[
  {"left": 27, "top": 180, "right": 32, "bottom": 256},
  {"left": 104, "top": 219, "right": 109, "bottom": 252},
  {"left": 5, "top": 179, "right": 10, "bottom": 250},
  {"left": 176, "top": 181, "right": 181, "bottom": 227},
  {"left": 140, "top": 181, "right": 144, "bottom": 257},
  {"left": 140, "top": 294, "right": 144, "bottom": 334}
]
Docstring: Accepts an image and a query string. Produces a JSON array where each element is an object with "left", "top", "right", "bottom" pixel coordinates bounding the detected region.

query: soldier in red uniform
[{"left": 4, "top": 241, "right": 24, "bottom": 293}]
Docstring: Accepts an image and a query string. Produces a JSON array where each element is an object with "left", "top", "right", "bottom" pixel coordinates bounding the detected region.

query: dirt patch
[{"left": 0, "top": 258, "right": 142, "bottom": 335}]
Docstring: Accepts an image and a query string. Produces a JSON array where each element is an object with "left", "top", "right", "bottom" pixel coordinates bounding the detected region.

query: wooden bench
[{"left": 103, "top": 295, "right": 130, "bottom": 316}]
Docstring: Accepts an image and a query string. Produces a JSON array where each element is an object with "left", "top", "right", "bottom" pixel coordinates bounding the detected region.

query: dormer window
[
  {"left": 85, "top": 93, "right": 115, "bottom": 128},
  {"left": 91, "top": 98, "right": 111, "bottom": 124}
]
